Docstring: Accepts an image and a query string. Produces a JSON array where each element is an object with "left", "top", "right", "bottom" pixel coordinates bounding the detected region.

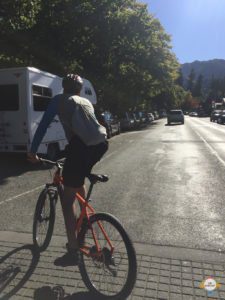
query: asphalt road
[{"left": 1, "top": 116, "right": 225, "bottom": 252}]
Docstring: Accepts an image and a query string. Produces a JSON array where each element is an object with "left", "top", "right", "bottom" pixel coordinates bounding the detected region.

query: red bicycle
[{"left": 32, "top": 158, "right": 137, "bottom": 299}]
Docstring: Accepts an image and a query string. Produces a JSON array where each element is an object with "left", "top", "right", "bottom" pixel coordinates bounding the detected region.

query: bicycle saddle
[{"left": 87, "top": 174, "right": 109, "bottom": 184}]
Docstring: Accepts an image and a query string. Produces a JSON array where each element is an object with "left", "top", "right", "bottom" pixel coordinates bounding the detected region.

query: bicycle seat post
[{"left": 86, "top": 182, "right": 94, "bottom": 202}]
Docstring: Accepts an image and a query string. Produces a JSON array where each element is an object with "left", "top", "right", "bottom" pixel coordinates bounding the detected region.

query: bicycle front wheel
[
  {"left": 78, "top": 213, "right": 137, "bottom": 300},
  {"left": 33, "top": 187, "right": 57, "bottom": 252}
]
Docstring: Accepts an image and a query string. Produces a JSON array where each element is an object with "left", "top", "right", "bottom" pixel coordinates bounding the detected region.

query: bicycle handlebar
[
  {"left": 39, "top": 158, "right": 109, "bottom": 184},
  {"left": 39, "top": 158, "right": 64, "bottom": 167}
]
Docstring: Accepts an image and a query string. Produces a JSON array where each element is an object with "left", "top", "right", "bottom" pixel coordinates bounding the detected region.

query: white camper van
[{"left": 0, "top": 67, "right": 97, "bottom": 159}]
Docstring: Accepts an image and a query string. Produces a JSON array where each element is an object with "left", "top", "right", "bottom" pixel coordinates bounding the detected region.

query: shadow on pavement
[
  {"left": 0, "top": 244, "right": 40, "bottom": 300},
  {"left": 164, "top": 123, "right": 183, "bottom": 126},
  {"left": 65, "top": 292, "right": 102, "bottom": 300},
  {"left": 0, "top": 153, "right": 53, "bottom": 185},
  {"left": 34, "top": 285, "right": 105, "bottom": 300}
]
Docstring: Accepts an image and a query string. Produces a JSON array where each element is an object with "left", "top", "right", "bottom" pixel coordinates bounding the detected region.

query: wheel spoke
[
  {"left": 79, "top": 214, "right": 136, "bottom": 298},
  {"left": 33, "top": 188, "right": 56, "bottom": 251}
]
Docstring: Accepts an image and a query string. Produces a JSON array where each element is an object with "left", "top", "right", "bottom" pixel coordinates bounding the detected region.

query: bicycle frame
[{"left": 52, "top": 165, "right": 115, "bottom": 258}]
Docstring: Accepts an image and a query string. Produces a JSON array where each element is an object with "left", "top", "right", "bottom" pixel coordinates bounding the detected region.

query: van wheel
[{"left": 47, "top": 143, "right": 59, "bottom": 161}]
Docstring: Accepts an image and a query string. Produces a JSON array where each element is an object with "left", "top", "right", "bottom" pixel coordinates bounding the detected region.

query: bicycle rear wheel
[
  {"left": 33, "top": 187, "right": 57, "bottom": 252},
  {"left": 78, "top": 213, "right": 137, "bottom": 300}
]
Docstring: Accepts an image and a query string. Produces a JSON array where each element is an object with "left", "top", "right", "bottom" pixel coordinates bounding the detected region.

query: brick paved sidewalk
[{"left": 1, "top": 231, "right": 225, "bottom": 300}]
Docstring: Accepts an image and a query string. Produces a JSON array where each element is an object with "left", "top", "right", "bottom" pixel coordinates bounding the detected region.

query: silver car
[{"left": 167, "top": 109, "right": 184, "bottom": 125}]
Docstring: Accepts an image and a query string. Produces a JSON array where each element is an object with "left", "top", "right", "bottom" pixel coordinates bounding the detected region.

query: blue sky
[{"left": 142, "top": 0, "right": 225, "bottom": 64}]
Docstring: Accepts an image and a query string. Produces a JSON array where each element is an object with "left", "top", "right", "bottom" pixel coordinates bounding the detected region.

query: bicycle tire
[
  {"left": 78, "top": 212, "right": 137, "bottom": 300},
  {"left": 32, "top": 187, "right": 57, "bottom": 252}
]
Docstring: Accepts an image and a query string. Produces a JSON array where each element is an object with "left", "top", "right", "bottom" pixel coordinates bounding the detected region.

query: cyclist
[{"left": 27, "top": 74, "right": 108, "bottom": 265}]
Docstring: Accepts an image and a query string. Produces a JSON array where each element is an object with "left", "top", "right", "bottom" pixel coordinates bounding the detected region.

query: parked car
[
  {"left": 140, "top": 111, "right": 149, "bottom": 125},
  {"left": 119, "top": 112, "right": 135, "bottom": 131},
  {"left": 198, "top": 110, "right": 208, "bottom": 117},
  {"left": 132, "top": 112, "right": 141, "bottom": 129},
  {"left": 217, "top": 110, "right": 225, "bottom": 124},
  {"left": 153, "top": 111, "right": 159, "bottom": 120},
  {"left": 159, "top": 110, "right": 167, "bottom": 118},
  {"left": 96, "top": 111, "right": 120, "bottom": 138},
  {"left": 210, "top": 110, "right": 222, "bottom": 122},
  {"left": 189, "top": 111, "right": 198, "bottom": 117},
  {"left": 147, "top": 113, "right": 155, "bottom": 123},
  {"left": 167, "top": 109, "right": 184, "bottom": 125}
]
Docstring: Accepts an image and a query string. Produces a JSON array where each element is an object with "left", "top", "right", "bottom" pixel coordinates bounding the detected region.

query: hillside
[{"left": 181, "top": 59, "right": 225, "bottom": 88}]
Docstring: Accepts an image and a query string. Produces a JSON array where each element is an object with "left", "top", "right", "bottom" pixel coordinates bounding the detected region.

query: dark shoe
[{"left": 54, "top": 249, "right": 81, "bottom": 267}]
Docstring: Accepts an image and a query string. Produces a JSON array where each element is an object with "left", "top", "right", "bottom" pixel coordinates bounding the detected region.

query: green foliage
[
  {"left": 0, "top": 0, "right": 185, "bottom": 113},
  {"left": 176, "top": 68, "right": 184, "bottom": 87},
  {"left": 182, "top": 92, "right": 199, "bottom": 111},
  {"left": 187, "top": 68, "right": 195, "bottom": 93},
  {"left": 192, "top": 74, "right": 203, "bottom": 97},
  {"left": 208, "top": 76, "right": 225, "bottom": 99},
  {"left": 0, "top": 0, "right": 41, "bottom": 33}
]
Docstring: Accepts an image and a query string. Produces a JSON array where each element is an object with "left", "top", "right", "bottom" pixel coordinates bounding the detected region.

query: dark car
[
  {"left": 96, "top": 110, "right": 120, "bottom": 138},
  {"left": 210, "top": 110, "right": 222, "bottom": 122},
  {"left": 132, "top": 112, "right": 141, "bottom": 128},
  {"left": 198, "top": 110, "right": 208, "bottom": 117},
  {"left": 159, "top": 110, "right": 167, "bottom": 118},
  {"left": 153, "top": 111, "right": 159, "bottom": 120},
  {"left": 167, "top": 109, "right": 184, "bottom": 125},
  {"left": 119, "top": 112, "right": 136, "bottom": 131},
  {"left": 217, "top": 110, "right": 225, "bottom": 124},
  {"left": 140, "top": 111, "right": 149, "bottom": 125},
  {"left": 133, "top": 111, "right": 148, "bottom": 127}
]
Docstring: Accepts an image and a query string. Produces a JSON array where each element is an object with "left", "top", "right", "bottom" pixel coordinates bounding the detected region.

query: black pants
[{"left": 62, "top": 136, "right": 108, "bottom": 188}]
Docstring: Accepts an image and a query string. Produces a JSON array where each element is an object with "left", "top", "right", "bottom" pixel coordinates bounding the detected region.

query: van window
[
  {"left": 85, "top": 87, "right": 92, "bottom": 96},
  {"left": 169, "top": 110, "right": 182, "bottom": 115},
  {"left": 33, "top": 85, "right": 52, "bottom": 111},
  {"left": 0, "top": 84, "right": 19, "bottom": 111}
]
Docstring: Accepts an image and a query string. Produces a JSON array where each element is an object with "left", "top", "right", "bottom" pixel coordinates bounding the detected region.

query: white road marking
[
  {"left": 125, "top": 130, "right": 144, "bottom": 135},
  {"left": 153, "top": 160, "right": 161, "bottom": 171},
  {"left": 191, "top": 126, "right": 225, "bottom": 168},
  {"left": 0, "top": 185, "right": 44, "bottom": 205},
  {"left": 5, "top": 119, "right": 221, "bottom": 205},
  {"left": 189, "top": 118, "right": 225, "bottom": 134},
  {"left": 1, "top": 150, "right": 118, "bottom": 205}
]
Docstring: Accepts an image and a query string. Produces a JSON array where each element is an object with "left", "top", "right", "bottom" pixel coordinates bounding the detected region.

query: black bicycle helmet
[{"left": 62, "top": 74, "right": 83, "bottom": 93}]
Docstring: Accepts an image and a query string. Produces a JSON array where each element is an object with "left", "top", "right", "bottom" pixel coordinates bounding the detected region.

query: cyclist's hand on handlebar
[{"left": 27, "top": 152, "right": 40, "bottom": 164}]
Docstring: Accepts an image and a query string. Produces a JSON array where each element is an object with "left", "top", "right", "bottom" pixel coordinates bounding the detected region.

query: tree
[
  {"left": 0, "top": 0, "right": 184, "bottom": 113},
  {"left": 208, "top": 76, "right": 225, "bottom": 100},
  {"left": 187, "top": 68, "right": 195, "bottom": 93},
  {"left": 0, "top": 0, "right": 41, "bottom": 67},
  {"left": 0, "top": 0, "right": 41, "bottom": 33},
  {"left": 192, "top": 74, "right": 203, "bottom": 97},
  {"left": 176, "top": 68, "right": 184, "bottom": 87}
]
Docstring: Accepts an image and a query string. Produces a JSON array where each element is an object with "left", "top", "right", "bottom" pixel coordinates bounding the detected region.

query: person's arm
[{"left": 28, "top": 96, "right": 59, "bottom": 161}]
